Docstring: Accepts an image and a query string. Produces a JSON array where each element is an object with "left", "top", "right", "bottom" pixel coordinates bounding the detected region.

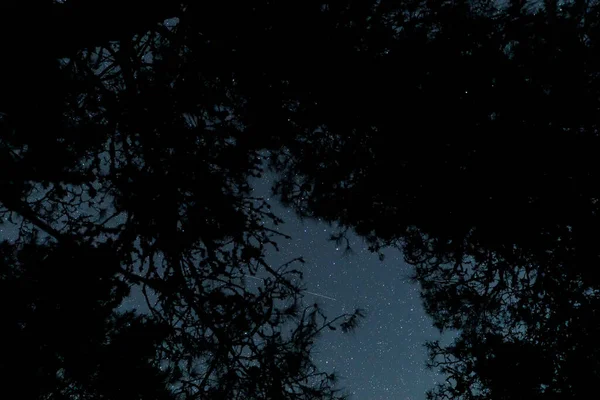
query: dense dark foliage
[
  {"left": 267, "top": 1, "right": 600, "bottom": 399},
  {"left": 3, "top": 0, "right": 600, "bottom": 399},
  {"left": 0, "top": 1, "right": 366, "bottom": 399}
]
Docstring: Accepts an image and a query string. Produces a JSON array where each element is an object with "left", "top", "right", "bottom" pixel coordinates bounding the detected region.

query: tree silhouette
[
  {"left": 260, "top": 0, "right": 600, "bottom": 399},
  {"left": 0, "top": 238, "right": 175, "bottom": 399},
  {"left": 6, "top": 0, "right": 600, "bottom": 398},
  {"left": 0, "top": 2, "right": 367, "bottom": 399}
]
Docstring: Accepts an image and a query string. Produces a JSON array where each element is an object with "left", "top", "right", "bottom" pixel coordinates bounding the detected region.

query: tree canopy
[
  {"left": 266, "top": 1, "right": 600, "bottom": 398},
  {"left": 2, "top": 0, "right": 600, "bottom": 399},
  {"left": 0, "top": 1, "right": 366, "bottom": 399}
]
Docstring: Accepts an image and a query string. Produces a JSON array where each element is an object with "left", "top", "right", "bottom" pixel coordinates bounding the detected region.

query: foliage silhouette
[
  {"left": 0, "top": 238, "right": 175, "bottom": 399},
  {"left": 6, "top": 0, "right": 600, "bottom": 399},
  {"left": 264, "top": 1, "right": 600, "bottom": 399},
  {"left": 0, "top": 2, "right": 368, "bottom": 399}
]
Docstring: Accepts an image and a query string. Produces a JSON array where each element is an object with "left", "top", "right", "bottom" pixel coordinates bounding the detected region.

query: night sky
[
  {"left": 1, "top": 19, "right": 448, "bottom": 392},
  {"left": 247, "top": 174, "right": 446, "bottom": 400},
  {"left": 117, "top": 170, "right": 447, "bottom": 400},
  {"left": 6, "top": 3, "right": 598, "bottom": 400},
  {"left": 0, "top": 169, "right": 448, "bottom": 400}
]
